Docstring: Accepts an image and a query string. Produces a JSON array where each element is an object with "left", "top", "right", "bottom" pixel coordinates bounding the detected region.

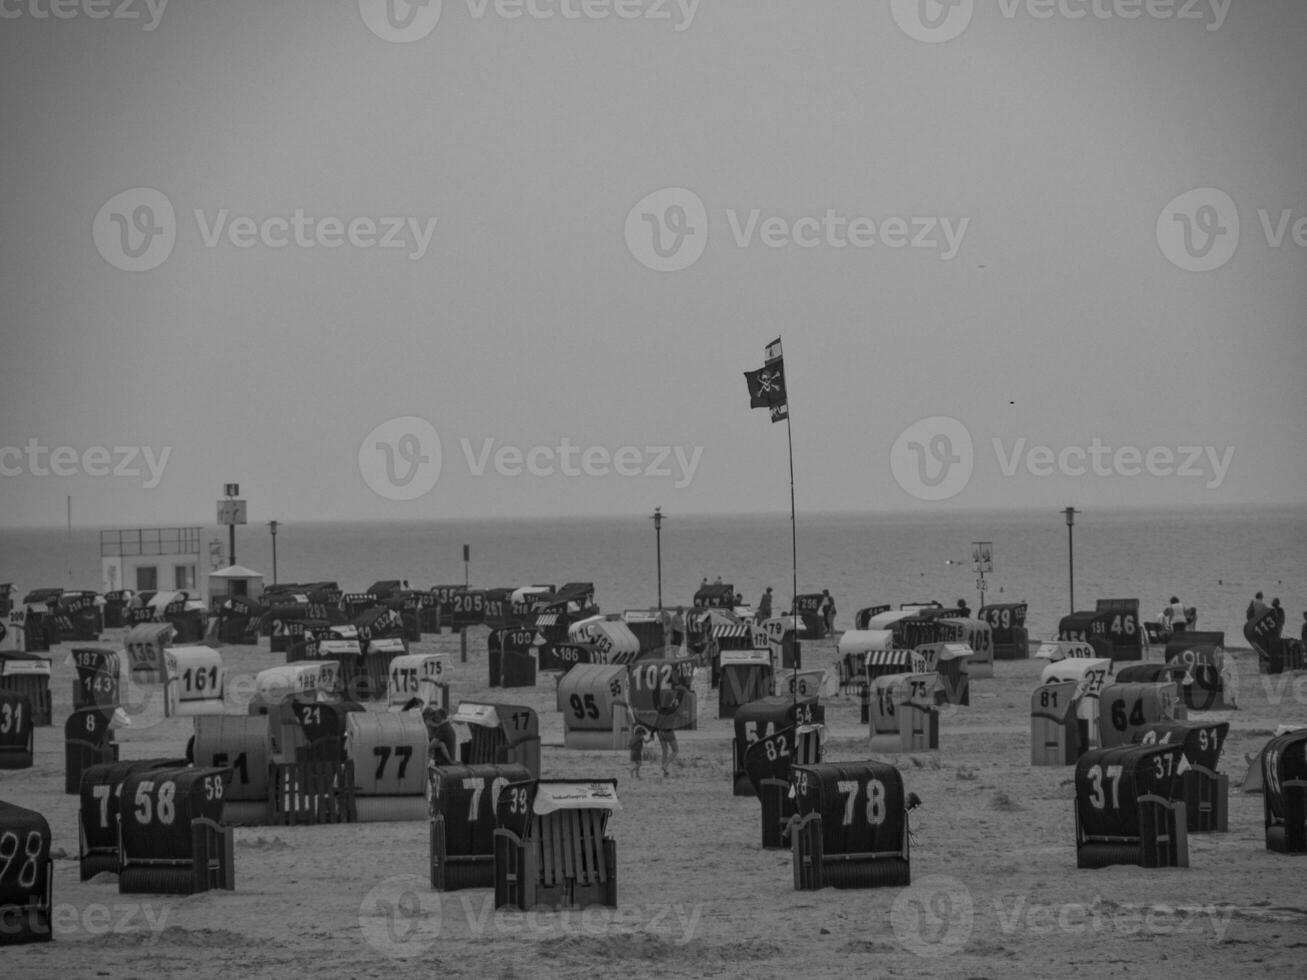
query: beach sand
[{"left": 3, "top": 629, "right": 1305, "bottom": 980}]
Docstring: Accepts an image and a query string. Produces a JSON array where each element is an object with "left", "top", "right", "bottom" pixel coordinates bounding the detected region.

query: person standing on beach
[
  {"left": 821, "top": 589, "right": 836, "bottom": 635},
  {"left": 1248, "top": 591, "right": 1269, "bottom": 621},
  {"left": 658, "top": 606, "right": 674, "bottom": 648},
  {"left": 755, "top": 587, "right": 773, "bottom": 624},
  {"left": 1300, "top": 611, "right": 1307, "bottom": 645},
  {"left": 1271, "top": 598, "right": 1285, "bottom": 634},
  {"left": 956, "top": 598, "right": 971, "bottom": 620},
  {"left": 1163, "top": 597, "right": 1188, "bottom": 632},
  {"left": 654, "top": 677, "right": 690, "bottom": 776},
  {"left": 671, "top": 606, "right": 686, "bottom": 653}
]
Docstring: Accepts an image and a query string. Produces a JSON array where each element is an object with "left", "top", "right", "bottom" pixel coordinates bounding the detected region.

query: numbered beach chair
[
  {"left": 1031, "top": 681, "right": 1082, "bottom": 766},
  {"left": 557, "top": 664, "right": 630, "bottom": 750},
  {"left": 732, "top": 696, "right": 824, "bottom": 796},
  {"left": 0, "top": 800, "right": 53, "bottom": 945},
  {"left": 790, "top": 761, "right": 913, "bottom": 890},
  {"left": 494, "top": 779, "right": 620, "bottom": 911},
  {"left": 78, "top": 758, "right": 188, "bottom": 879},
  {"left": 118, "top": 766, "right": 235, "bottom": 895},
  {"left": 0, "top": 691, "right": 35, "bottom": 770},
  {"left": 452, "top": 702, "right": 541, "bottom": 779},
  {"left": 1134, "top": 721, "right": 1230, "bottom": 832},
  {"left": 1097, "top": 681, "right": 1183, "bottom": 748},
  {"left": 1074, "top": 742, "right": 1188, "bottom": 869},
  {"left": 1262, "top": 729, "right": 1307, "bottom": 853},
  {"left": 745, "top": 723, "right": 822, "bottom": 849},
  {"left": 429, "top": 763, "right": 532, "bottom": 890},
  {"left": 64, "top": 704, "right": 120, "bottom": 793},
  {"left": 345, "top": 711, "right": 429, "bottom": 821}
]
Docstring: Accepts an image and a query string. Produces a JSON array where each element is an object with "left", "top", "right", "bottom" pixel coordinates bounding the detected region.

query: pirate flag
[{"left": 744, "top": 337, "right": 788, "bottom": 423}]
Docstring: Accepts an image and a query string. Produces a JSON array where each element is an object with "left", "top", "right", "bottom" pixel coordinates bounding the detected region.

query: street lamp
[
  {"left": 1064, "top": 507, "right": 1079, "bottom": 614},
  {"left": 651, "top": 506, "right": 664, "bottom": 612},
  {"left": 268, "top": 521, "right": 278, "bottom": 584}
]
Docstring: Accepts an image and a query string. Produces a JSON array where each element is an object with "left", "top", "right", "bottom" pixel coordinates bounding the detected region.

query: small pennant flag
[{"left": 745, "top": 341, "right": 788, "bottom": 424}]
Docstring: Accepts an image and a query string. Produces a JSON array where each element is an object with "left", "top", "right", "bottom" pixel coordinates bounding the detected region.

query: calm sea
[{"left": 2, "top": 507, "right": 1304, "bottom": 644}]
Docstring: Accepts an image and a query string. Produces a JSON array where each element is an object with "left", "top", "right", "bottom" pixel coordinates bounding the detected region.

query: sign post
[
  {"left": 971, "top": 541, "right": 993, "bottom": 610},
  {"left": 217, "top": 484, "right": 246, "bottom": 567}
]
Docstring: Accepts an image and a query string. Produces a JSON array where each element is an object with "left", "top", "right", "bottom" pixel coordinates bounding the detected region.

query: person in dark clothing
[
  {"left": 1271, "top": 598, "right": 1285, "bottom": 634},
  {"left": 655, "top": 678, "right": 690, "bottom": 776},
  {"left": 956, "top": 598, "right": 971, "bottom": 620},
  {"left": 755, "top": 587, "right": 773, "bottom": 624},
  {"left": 424, "top": 706, "right": 457, "bottom": 766}
]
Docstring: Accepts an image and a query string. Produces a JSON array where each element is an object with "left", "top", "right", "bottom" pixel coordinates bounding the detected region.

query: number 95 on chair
[
  {"left": 1074, "top": 742, "right": 1188, "bottom": 869},
  {"left": 494, "top": 779, "right": 619, "bottom": 912},
  {"left": 790, "top": 762, "right": 912, "bottom": 890}
]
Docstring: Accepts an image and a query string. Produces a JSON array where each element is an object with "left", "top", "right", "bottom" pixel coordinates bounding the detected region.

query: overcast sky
[{"left": 2, "top": 0, "right": 1304, "bottom": 527}]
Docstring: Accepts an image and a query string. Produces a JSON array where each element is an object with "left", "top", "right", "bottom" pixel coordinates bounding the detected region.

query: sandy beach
[{"left": 3, "top": 629, "right": 1305, "bottom": 980}]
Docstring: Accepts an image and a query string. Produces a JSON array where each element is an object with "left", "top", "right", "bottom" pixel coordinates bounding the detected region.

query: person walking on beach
[
  {"left": 821, "top": 589, "right": 836, "bottom": 635},
  {"left": 755, "top": 587, "right": 773, "bottom": 624},
  {"left": 618, "top": 699, "right": 649, "bottom": 778},
  {"left": 1163, "top": 596, "right": 1189, "bottom": 633},
  {"left": 654, "top": 677, "right": 690, "bottom": 776},
  {"left": 1248, "top": 591, "right": 1269, "bottom": 621},
  {"left": 1271, "top": 598, "right": 1286, "bottom": 634}
]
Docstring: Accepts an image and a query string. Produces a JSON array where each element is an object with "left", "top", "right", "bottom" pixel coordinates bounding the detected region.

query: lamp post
[
  {"left": 1064, "top": 507, "right": 1079, "bottom": 614},
  {"left": 651, "top": 506, "right": 664, "bottom": 612},
  {"left": 268, "top": 521, "right": 278, "bottom": 584}
]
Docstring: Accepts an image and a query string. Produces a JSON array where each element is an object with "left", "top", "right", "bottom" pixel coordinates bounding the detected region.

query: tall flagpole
[{"left": 786, "top": 409, "right": 798, "bottom": 713}]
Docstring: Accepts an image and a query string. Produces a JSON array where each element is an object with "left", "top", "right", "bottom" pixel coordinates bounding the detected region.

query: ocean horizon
[{"left": 3, "top": 504, "right": 1303, "bottom": 647}]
